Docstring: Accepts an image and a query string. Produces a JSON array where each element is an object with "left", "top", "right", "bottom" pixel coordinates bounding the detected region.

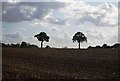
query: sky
[{"left": 1, "top": 0, "right": 119, "bottom": 48}]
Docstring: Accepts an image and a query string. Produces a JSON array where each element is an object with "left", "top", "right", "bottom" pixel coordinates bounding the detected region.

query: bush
[
  {"left": 45, "top": 45, "right": 51, "bottom": 48},
  {"left": 21, "top": 42, "right": 28, "bottom": 48},
  {"left": 95, "top": 45, "right": 101, "bottom": 48}
]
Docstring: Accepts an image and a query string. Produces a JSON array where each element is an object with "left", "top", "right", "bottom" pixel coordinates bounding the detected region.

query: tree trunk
[
  {"left": 79, "top": 42, "right": 80, "bottom": 49},
  {"left": 41, "top": 41, "right": 43, "bottom": 48}
]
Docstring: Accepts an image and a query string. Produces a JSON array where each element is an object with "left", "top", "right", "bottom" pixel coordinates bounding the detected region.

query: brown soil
[{"left": 2, "top": 48, "right": 119, "bottom": 80}]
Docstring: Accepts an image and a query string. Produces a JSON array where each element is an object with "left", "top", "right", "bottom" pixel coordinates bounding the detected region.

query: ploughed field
[{"left": 2, "top": 48, "right": 119, "bottom": 79}]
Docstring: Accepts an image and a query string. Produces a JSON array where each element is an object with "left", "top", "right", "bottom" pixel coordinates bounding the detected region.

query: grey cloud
[
  {"left": 48, "top": 17, "right": 67, "bottom": 25},
  {"left": 2, "top": 2, "right": 67, "bottom": 22},
  {"left": 86, "top": 30, "right": 105, "bottom": 41},
  {"left": 4, "top": 32, "right": 21, "bottom": 38},
  {"left": 3, "top": 32, "right": 23, "bottom": 43}
]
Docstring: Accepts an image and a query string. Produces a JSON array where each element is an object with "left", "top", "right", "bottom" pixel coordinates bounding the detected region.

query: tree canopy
[
  {"left": 72, "top": 32, "right": 87, "bottom": 49},
  {"left": 34, "top": 32, "right": 50, "bottom": 48}
]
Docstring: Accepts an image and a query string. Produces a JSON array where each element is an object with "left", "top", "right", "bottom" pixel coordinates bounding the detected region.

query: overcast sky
[{"left": 1, "top": 0, "right": 119, "bottom": 48}]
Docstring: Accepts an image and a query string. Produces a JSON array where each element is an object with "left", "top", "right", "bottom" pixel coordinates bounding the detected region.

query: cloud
[
  {"left": 2, "top": 31, "right": 39, "bottom": 45},
  {"left": 61, "top": 1, "right": 118, "bottom": 27},
  {"left": 2, "top": 0, "right": 59, "bottom": 2},
  {"left": 85, "top": 28, "right": 118, "bottom": 46},
  {"left": 7, "top": 0, "right": 20, "bottom": 4},
  {"left": 2, "top": 1, "right": 118, "bottom": 27},
  {"left": 44, "top": 15, "right": 67, "bottom": 25},
  {"left": 2, "top": 2, "right": 67, "bottom": 22},
  {"left": 3, "top": 32, "right": 23, "bottom": 43},
  {"left": 86, "top": 29, "right": 105, "bottom": 41}
]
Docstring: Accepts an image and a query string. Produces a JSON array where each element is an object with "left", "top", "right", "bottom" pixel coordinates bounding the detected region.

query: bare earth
[{"left": 2, "top": 48, "right": 119, "bottom": 80}]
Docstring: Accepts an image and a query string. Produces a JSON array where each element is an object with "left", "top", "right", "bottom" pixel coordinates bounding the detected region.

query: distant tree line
[
  {"left": 1, "top": 41, "right": 39, "bottom": 48},
  {"left": 1, "top": 31, "right": 120, "bottom": 49},
  {"left": 34, "top": 32, "right": 120, "bottom": 49},
  {"left": 1, "top": 42, "right": 120, "bottom": 49},
  {"left": 88, "top": 43, "right": 120, "bottom": 49}
]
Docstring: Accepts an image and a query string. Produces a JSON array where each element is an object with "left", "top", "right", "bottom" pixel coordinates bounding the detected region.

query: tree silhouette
[
  {"left": 102, "top": 44, "right": 107, "bottom": 48},
  {"left": 34, "top": 32, "right": 50, "bottom": 48},
  {"left": 45, "top": 45, "right": 51, "bottom": 48},
  {"left": 21, "top": 41, "right": 27, "bottom": 48},
  {"left": 72, "top": 32, "right": 87, "bottom": 49}
]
